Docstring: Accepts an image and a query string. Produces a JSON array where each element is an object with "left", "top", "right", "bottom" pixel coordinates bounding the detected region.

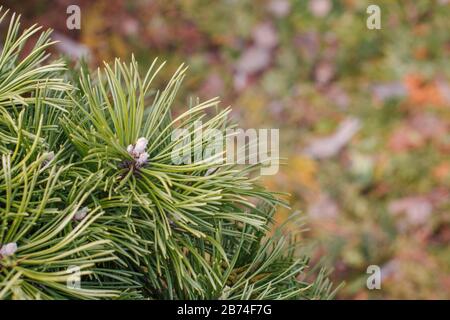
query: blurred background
[{"left": 3, "top": 0, "right": 450, "bottom": 299}]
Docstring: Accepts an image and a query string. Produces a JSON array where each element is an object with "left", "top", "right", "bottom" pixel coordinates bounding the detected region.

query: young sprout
[
  {"left": 133, "top": 137, "right": 148, "bottom": 155},
  {"left": 127, "top": 137, "right": 148, "bottom": 159},
  {"left": 0, "top": 243, "right": 18, "bottom": 258},
  {"left": 121, "top": 137, "right": 150, "bottom": 173},
  {"left": 74, "top": 207, "right": 89, "bottom": 221},
  {"left": 136, "top": 152, "right": 149, "bottom": 167},
  {"left": 41, "top": 151, "right": 55, "bottom": 168}
]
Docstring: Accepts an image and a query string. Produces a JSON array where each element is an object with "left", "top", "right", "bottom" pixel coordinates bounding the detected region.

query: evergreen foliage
[{"left": 0, "top": 8, "right": 334, "bottom": 300}]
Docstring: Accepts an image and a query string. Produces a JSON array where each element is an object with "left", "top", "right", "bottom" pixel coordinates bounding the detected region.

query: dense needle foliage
[{"left": 0, "top": 8, "right": 334, "bottom": 300}]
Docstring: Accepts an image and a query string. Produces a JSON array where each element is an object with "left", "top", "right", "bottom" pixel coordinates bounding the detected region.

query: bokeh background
[{"left": 3, "top": 0, "right": 450, "bottom": 299}]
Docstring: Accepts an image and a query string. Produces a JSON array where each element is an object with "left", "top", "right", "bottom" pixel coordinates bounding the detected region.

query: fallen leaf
[
  {"left": 122, "top": 17, "right": 139, "bottom": 36},
  {"left": 308, "top": 193, "right": 339, "bottom": 219},
  {"left": 381, "top": 259, "right": 401, "bottom": 281},
  {"left": 313, "top": 60, "right": 335, "bottom": 87},
  {"left": 235, "top": 46, "right": 271, "bottom": 75},
  {"left": 200, "top": 73, "right": 224, "bottom": 98},
  {"left": 433, "top": 162, "right": 450, "bottom": 181},
  {"left": 388, "top": 196, "right": 432, "bottom": 226},
  {"left": 326, "top": 85, "right": 350, "bottom": 109},
  {"left": 372, "top": 82, "right": 407, "bottom": 102},
  {"left": 409, "top": 113, "right": 447, "bottom": 141},
  {"left": 435, "top": 79, "right": 450, "bottom": 104},
  {"left": 309, "top": 0, "right": 332, "bottom": 17},
  {"left": 303, "top": 117, "right": 361, "bottom": 159},
  {"left": 252, "top": 22, "right": 278, "bottom": 49},
  {"left": 53, "top": 32, "right": 92, "bottom": 61},
  {"left": 404, "top": 74, "right": 446, "bottom": 107},
  {"left": 388, "top": 114, "right": 447, "bottom": 152},
  {"left": 267, "top": 0, "right": 291, "bottom": 17},
  {"left": 388, "top": 124, "right": 424, "bottom": 152}
]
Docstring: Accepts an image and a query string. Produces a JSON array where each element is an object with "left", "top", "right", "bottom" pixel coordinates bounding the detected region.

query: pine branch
[{"left": 0, "top": 7, "right": 336, "bottom": 300}]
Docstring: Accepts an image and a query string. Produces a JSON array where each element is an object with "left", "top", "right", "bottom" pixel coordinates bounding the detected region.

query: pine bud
[
  {"left": 45, "top": 151, "right": 55, "bottom": 161},
  {"left": 42, "top": 151, "right": 55, "bottom": 168},
  {"left": 136, "top": 152, "right": 149, "bottom": 167},
  {"left": 134, "top": 137, "right": 148, "bottom": 155},
  {"left": 0, "top": 242, "right": 18, "bottom": 257},
  {"left": 74, "top": 207, "right": 89, "bottom": 221}
]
